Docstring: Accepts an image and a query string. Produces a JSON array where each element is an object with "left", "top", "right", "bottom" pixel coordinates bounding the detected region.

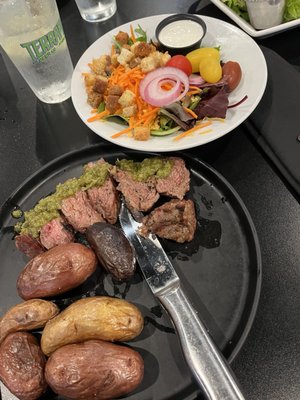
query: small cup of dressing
[{"left": 155, "top": 14, "right": 207, "bottom": 55}]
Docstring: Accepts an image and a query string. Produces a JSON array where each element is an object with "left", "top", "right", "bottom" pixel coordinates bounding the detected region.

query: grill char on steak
[
  {"left": 39, "top": 217, "right": 74, "bottom": 250},
  {"left": 140, "top": 199, "right": 197, "bottom": 243}
]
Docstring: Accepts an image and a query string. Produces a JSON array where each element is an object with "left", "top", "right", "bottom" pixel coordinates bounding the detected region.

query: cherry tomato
[
  {"left": 199, "top": 58, "right": 222, "bottom": 84},
  {"left": 166, "top": 55, "right": 192, "bottom": 76},
  {"left": 222, "top": 61, "right": 242, "bottom": 92}
]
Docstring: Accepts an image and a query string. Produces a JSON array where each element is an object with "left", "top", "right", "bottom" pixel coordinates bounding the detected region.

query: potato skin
[
  {"left": 45, "top": 340, "right": 144, "bottom": 400},
  {"left": 0, "top": 299, "right": 59, "bottom": 343},
  {"left": 41, "top": 296, "right": 143, "bottom": 356},
  {"left": 0, "top": 332, "right": 47, "bottom": 400},
  {"left": 17, "top": 243, "right": 97, "bottom": 300},
  {"left": 86, "top": 222, "right": 136, "bottom": 281}
]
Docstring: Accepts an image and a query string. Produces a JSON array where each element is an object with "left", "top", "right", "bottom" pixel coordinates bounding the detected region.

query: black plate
[{"left": 0, "top": 144, "right": 261, "bottom": 400}]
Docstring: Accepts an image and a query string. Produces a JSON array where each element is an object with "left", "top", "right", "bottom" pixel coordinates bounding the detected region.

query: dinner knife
[
  {"left": 119, "top": 201, "right": 245, "bottom": 400},
  {"left": 0, "top": 382, "right": 19, "bottom": 400}
]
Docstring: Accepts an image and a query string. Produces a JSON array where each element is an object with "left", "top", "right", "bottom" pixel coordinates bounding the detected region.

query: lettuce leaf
[
  {"left": 221, "top": 0, "right": 250, "bottom": 21},
  {"left": 283, "top": 0, "right": 300, "bottom": 21}
]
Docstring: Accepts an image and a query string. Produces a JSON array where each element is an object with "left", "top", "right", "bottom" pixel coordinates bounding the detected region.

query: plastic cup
[
  {"left": 74, "top": 0, "right": 117, "bottom": 23},
  {"left": 245, "top": 0, "right": 285, "bottom": 29}
]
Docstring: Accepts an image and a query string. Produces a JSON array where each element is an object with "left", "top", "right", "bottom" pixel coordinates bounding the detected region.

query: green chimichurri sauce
[
  {"left": 116, "top": 157, "right": 173, "bottom": 182},
  {"left": 15, "top": 162, "right": 110, "bottom": 238}
]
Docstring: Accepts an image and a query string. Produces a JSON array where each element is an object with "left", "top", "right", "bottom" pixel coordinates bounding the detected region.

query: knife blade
[
  {"left": 119, "top": 201, "right": 245, "bottom": 400},
  {"left": 0, "top": 382, "right": 19, "bottom": 400}
]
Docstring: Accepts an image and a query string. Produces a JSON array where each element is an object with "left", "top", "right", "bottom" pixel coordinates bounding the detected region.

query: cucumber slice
[{"left": 150, "top": 126, "right": 181, "bottom": 137}]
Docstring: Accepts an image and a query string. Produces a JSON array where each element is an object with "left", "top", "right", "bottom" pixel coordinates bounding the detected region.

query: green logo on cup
[{"left": 20, "top": 20, "right": 65, "bottom": 63}]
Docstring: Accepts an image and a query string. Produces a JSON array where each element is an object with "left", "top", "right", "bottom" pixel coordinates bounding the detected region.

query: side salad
[
  {"left": 222, "top": 0, "right": 300, "bottom": 23},
  {"left": 83, "top": 25, "right": 245, "bottom": 141}
]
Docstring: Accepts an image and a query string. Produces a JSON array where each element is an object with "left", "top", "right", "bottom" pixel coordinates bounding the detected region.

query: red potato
[
  {"left": 0, "top": 332, "right": 47, "bottom": 400},
  {"left": 222, "top": 61, "right": 242, "bottom": 92},
  {"left": 45, "top": 340, "right": 144, "bottom": 399},
  {"left": 17, "top": 243, "right": 97, "bottom": 300}
]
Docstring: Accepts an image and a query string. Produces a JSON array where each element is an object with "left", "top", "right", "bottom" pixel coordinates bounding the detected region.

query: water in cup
[
  {"left": 75, "top": 0, "right": 117, "bottom": 22},
  {"left": 0, "top": 0, "right": 74, "bottom": 104}
]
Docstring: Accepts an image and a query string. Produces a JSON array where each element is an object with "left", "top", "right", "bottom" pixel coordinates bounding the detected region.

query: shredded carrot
[
  {"left": 183, "top": 107, "right": 198, "bottom": 119},
  {"left": 187, "top": 90, "right": 202, "bottom": 96},
  {"left": 111, "top": 44, "right": 115, "bottom": 57},
  {"left": 87, "top": 110, "right": 110, "bottom": 123},
  {"left": 111, "top": 126, "right": 133, "bottom": 138},
  {"left": 189, "top": 85, "right": 202, "bottom": 90},
  {"left": 91, "top": 108, "right": 98, "bottom": 113},
  {"left": 130, "top": 24, "right": 136, "bottom": 42},
  {"left": 161, "top": 82, "right": 174, "bottom": 91},
  {"left": 173, "top": 121, "right": 212, "bottom": 141}
]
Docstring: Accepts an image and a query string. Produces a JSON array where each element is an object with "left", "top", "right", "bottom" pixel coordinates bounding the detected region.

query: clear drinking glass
[
  {"left": 74, "top": 0, "right": 117, "bottom": 23},
  {"left": 0, "top": 0, "right": 74, "bottom": 104}
]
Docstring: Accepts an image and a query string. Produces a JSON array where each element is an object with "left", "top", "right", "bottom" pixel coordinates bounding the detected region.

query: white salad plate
[
  {"left": 210, "top": 0, "right": 300, "bottom": 38},
  {"left": 71, "top": 14, "right": 267, "bottom": 152}
]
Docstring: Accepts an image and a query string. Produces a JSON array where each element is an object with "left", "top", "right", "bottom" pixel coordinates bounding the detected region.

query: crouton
[
  {"left": 134, "top": 126, "right": 151, "bottom": 141},
  {"left": 93, "top": 76, "right": 108, "bottom": 94},
  {"left": 106, "top": 95, "right": 120, "bottom": 113},
  {"left": 108, "top": 85, "right": 123, "bottom": 96},
  {"left": 118, "top": 90, "right": 135, "bottom": 108},
  {"left": 129, "top": 57, "right": 142, "bottom": 69},
  {"left": 132, "top": 42, "right": 152, "bottom": 58},
  {"left": 87, "top": 90, "right": 104, "bottom": 108},
  {"left": 89, "top": 55, "right": 110, "bottom": 75},
  {"left": 117, "top": 48, "right": 134, "bottom": 66},
  {"left": 115, "top": 31, "right": 129, "bottom": 45},
  {"left": 122, "top": 105, "right": 137, "bottom": 117},
  {"left": 140, "top": 55, "right": 159, "bottom": 73},
  {"left": 84, "top": 73, "right": 97, "bottom": 87}
]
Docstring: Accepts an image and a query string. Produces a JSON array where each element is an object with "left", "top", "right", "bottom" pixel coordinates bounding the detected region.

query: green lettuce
[
  {"left": 283, "top": 0, "right": 300, "bottom": 21},
  {"left": 221, "top": 0, "right": 250, "bottom": 21}
]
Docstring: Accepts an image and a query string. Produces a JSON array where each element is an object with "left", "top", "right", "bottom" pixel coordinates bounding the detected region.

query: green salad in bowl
[{"left": 222, "top": 0, "right": 300, "bottom": 23}]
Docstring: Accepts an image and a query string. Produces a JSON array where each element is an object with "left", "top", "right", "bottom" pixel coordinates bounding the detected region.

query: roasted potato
[
  {"left": 41, "top": 296, "right": 143, "bottom": 356},
  {"left": 86, "top": 222, "right": 136, "bottom": 281},
  {"left": 17, "top": 243, "right": 97, "bottom": 300},
  {"left": 45, "top": 340, "right": 144, "bottom": 400},
  {"left": 0, "top": 332, "right": 47, "bottom": 400},
  {"left": 0, "top": 299, "right": 59, "bottom": 343}
]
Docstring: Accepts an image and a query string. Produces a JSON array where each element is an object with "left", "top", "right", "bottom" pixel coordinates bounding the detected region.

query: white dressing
[{"left": 159, "top": 19, "right": 203, "bottom": 48}]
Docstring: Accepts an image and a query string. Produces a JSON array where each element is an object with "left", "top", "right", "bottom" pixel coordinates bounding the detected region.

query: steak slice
[
  {"left": 113, "top": 169, "right": 159, "bottom": 212},
  {"left": 15, "top": 234, "right": 45, "bottom": 259},
  {"left": 39, "top": 217, "right": 74, "bottom": 250},
  {"left": 87, "top": 178, "right": 120, "bottom": 224},
  {"left": 140, "top": 199, "right": 197, "bottom": 243},
  {"left": 155, "top": 157, "right": 190, "bottom": 200},
  {"left": 61, "top": 191, "right": 104, "bottom": 233}
]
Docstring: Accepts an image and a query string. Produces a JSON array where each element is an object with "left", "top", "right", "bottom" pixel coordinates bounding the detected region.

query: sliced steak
[
  {"left": 140, "top": 199, "right": 197, "bottom": 243},
  {"left": 15, "top": 234, "right": 45, "bottom": 259},
  {"left": 155, "top": 157, "right": 190, "bottom": 200},
  {"left": 113, "top": 169, "right": 159, "bottom": 212},
  {"left": 39, "top": 217, "right": 74, "bottom": 250},
  {"left": 87, "top": 178, "right": 120, "bottom": 224},
  {"left": 61, "top": 191, "right": 103, "bottom": 233}
]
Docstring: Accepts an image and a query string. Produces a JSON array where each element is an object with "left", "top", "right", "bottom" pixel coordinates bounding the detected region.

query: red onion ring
[
  {"left": 139, "top": 67, "right": 189, "bottom": 107},
  {"left": 189, "top": 74, "right": 206, "bottom": 86}
]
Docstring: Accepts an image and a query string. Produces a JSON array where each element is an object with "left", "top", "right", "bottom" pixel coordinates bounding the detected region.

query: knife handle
[{"left": 158, "top": 284, "right": 245, "bottom": 400}]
